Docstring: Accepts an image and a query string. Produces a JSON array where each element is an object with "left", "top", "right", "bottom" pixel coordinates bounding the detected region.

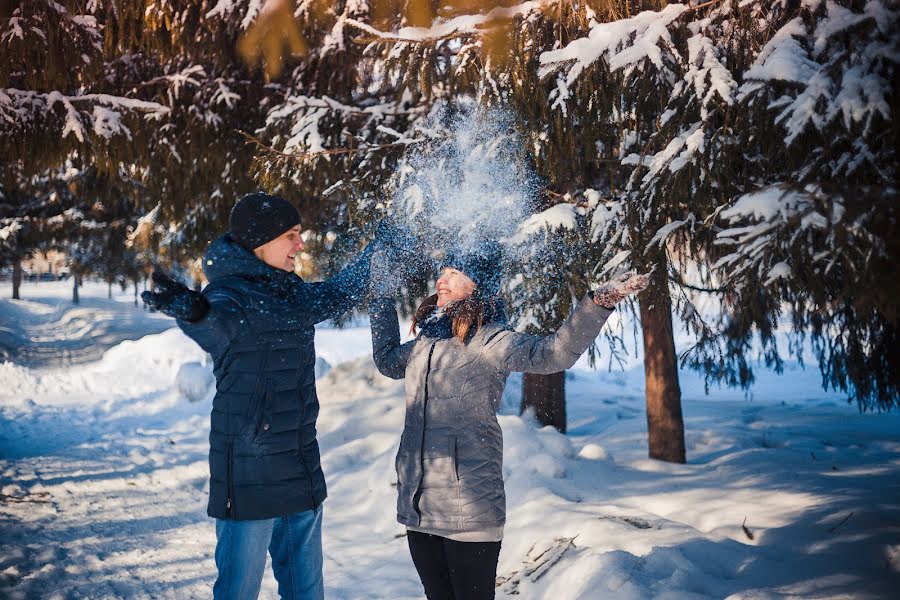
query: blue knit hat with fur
[{"left": 440, "top": 240, "right": 502, "bottom": 296}]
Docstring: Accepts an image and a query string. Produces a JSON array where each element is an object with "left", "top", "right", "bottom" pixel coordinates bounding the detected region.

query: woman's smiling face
[{"left": 436, "top": 267, "right": 476, "bottom": 307}]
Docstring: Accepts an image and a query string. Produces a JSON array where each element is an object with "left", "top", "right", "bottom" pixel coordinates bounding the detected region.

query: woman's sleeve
[
  {"left": 481, "top": 295, "right": 613, "bottom": 374},
  {"left": 369, "top": 297, "right": 414, "bottom": 380},
  {"left": 176, "top": 289, "right": 245, "bottom": 356}
]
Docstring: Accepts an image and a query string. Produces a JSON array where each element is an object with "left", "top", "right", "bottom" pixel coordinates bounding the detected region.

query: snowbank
[{"left": 1, "top": 285, "right": 897, "bottom": 598}]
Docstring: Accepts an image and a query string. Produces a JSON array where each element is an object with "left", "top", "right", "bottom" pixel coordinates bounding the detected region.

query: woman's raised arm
[{"left": 481, "top": 273, "right": 648, "bottom": 374}]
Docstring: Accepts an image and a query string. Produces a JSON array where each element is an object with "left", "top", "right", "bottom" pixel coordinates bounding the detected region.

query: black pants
[{"left": 407, "top": 530, "right": 502, "bottom": 600}]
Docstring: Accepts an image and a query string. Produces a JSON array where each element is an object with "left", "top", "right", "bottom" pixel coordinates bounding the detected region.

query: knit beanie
[
  {"left": 440, "top": 240, "right": 502, "bottom": 296},
  {"left": 229, "top": 192, "right": 300, "bottom": 250}
]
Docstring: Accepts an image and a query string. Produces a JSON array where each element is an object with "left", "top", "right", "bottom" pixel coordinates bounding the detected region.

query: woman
[{"left": 368, "top": 240, "right": 648, "bottom": 600}]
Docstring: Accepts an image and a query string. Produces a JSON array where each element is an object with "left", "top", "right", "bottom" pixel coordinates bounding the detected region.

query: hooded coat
[
  {"left": 177, "top": 234, "right": 372, "bottom": 520},
  {"left": 370, "top": 295, "right": 612, "bottom": 535}
]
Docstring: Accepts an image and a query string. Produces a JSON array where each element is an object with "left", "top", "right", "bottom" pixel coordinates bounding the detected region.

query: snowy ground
[
  {"left": 0, "top": 280, "right": 172, "bottom": 367},
  {"left": 1, "top": 281, "right": 898, "bottom": 599}
]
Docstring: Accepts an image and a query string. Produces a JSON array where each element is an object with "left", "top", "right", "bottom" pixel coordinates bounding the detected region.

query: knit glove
[
  {"left": 592, "top": 272, "right": 650, "bottom": 309},
  {"left": 369, "top": 249, "right": 401, "bottom": 298},
  {"left": 373, "top": 217, "right": 422, "bottom": 263},
  {"left": 141, "top": 271, "right": 210, "bottom": 322}
]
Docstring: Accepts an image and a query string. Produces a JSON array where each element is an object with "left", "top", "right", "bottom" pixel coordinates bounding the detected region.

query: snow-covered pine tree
[
  {"left": 703, "top": 0, "right": 899, "bottom": 411},
  {"left": 2, "top": 0, "right": 280, "bottom": 268},
  {"left": 5, "top": 1, "right": 895, "bottom": 454},
  {"left": 248, "top": 0, "right": 898, "bottom": 459},
  {"left": 535, "top": 0, "right": 898, "bottom": 423}
]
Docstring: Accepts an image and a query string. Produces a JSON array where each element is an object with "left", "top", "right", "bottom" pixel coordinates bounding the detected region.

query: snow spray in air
[{"left": 385, "top": 103, "right": 540, "bottom": 278}]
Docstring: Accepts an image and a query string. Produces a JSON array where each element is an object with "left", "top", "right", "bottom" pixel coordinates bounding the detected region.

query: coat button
[{"left": 263, "top": 423, "right": 270, "bottom": 431}]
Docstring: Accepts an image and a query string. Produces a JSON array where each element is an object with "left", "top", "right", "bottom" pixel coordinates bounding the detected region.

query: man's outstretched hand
[
  {"left": 369, "top": 249, "right": 402, "bottom": 298},
  {"left": 141, "top": 271, "right": 210, "bottom": 322},
  {"left": 373, "top": 217, "right": 423, "bottom": 262}
]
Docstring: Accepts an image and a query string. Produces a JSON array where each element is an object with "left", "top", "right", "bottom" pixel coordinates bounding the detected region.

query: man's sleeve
[
  {"left": 176, "top": 289, "right": 245, "bottom": 355},
  {"left": 292, "top": 243, "right": 375, "bottom": 325}
]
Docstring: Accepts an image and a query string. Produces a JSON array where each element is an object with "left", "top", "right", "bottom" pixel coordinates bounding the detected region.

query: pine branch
[
  {"left": 344, "top": 1, "right": 556, "bottom": 45},
  {"left": 668, "top": 273, "right": 726, "bottom": 295},
  {"left": 686, "top": 0, "right": 727, "bottom": 14},
  {"left": 235, "top": 129, "right": 425, "bottom": 161}
]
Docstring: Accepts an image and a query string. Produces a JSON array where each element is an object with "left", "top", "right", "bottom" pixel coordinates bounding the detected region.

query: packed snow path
[
  {"left": 0, "top": 281, "right": 172, "bottom": 367},
  {"left": 1, "top": 283, "right": 898, "bottom": 599}
]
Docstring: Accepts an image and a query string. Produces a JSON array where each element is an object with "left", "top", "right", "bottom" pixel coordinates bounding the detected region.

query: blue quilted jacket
[{"left": 178, "top": 234, "right": 372, "bottom": 520}]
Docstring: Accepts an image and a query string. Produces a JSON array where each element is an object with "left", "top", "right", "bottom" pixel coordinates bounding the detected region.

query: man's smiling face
[{"left": 253, "top": 224, "right": 304, "bottom": 272}]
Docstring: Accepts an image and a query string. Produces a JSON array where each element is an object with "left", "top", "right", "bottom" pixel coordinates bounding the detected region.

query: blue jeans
[{"left": 213, "top": 506, "right": 324, "bottom": 600}]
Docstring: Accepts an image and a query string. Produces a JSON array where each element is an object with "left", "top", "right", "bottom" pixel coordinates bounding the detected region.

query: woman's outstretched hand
[
  {"left": 141, "top": 271, "right": 210, "bottom": 322},
  {"left": 592, "top": 272, "right": 650, "bottom": 308}
]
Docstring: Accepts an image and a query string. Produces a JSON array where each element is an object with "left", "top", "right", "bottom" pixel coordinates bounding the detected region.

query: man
[{"left": 144, "top": 192, "right": 382, "bottom": 599}]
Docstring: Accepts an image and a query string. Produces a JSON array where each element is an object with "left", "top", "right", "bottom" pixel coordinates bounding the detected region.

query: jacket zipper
[
  {"left": 225, "top": 443, "right": 234, "bottom": 517},
  {"left": 298, "top": 361, "right": 318, "bottom": 511},
  {"left": 416, "top": 342, "right": 438, "bottom": 503}
]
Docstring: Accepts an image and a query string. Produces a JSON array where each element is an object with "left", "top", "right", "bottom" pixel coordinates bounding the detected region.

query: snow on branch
[
  {"left": 635, "top": 122, "right": 705, "bottom": 185},
  {"left": 145, "top": 65, "right": 208, "bottom": 103},
  {"left": 683, "top": 27, "right": 736, "bottom": 113},
  {"left": 648, "top": 215, "right": 694, "bottom": 248},
  {"left": 265, "top": 94, "right": 404, "bottom": 154},
  {"left": 738, "top": 1, "right": 897, "bottom": 157},
  {"left": 712, "top": 184, "right": 865, "bottom": 286},
  {"left": 344, "top": 1, "right": 548, "bottom": 43},
  {"left": 741, "top": 17, "right": 817, "bottom": 87},
  {"left": 206, "top": 0, "right": 264, "bottom": 30},
  {"left": 127, "top": 204, "right": 161, "bottom": 249},
  {"left": 1, "top": 89, "right": 169, "bottom": 142},
  {"left": 508, "top": 203, "right": 578, "bottom": 245},
  {"left": 539, "top": 4, "right": 688, "bottom": 87}
]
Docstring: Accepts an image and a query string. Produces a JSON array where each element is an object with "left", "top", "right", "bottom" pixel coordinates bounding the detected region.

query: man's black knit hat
[
  {"left": 229, "top": 192, "right": 300, "bottom": 250},
  {"left": 440, "top": 240, "right": 502, "bottom": 296}
]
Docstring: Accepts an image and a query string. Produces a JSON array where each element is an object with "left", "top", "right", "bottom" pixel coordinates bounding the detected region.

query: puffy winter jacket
[
  {"left": 178, "top": 234, "right": 372, "bottom": 520},
  {"left": 370, "top": 295, "right": 613, "bottom": 533}
]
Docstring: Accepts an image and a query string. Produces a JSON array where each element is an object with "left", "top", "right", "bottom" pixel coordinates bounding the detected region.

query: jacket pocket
[
  {"left": 252, "top": 380, "right": 272, "bottom": 441},
  {"left": 450, "top": 435, "right": 459, "bottom": 481},
  {"left": 395, "top": 431, "right": 410, "bottom": 486},
  {"left": 420, "top": 432, "right": 457, "bottom": 489},
  {"left": 243, "top": 376, "right": 264, "bottom": 428}
]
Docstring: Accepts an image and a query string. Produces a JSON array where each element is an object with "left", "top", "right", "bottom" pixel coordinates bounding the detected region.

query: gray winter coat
[{"left": 370, "top": 295, "right": 613, "bottom": 534}]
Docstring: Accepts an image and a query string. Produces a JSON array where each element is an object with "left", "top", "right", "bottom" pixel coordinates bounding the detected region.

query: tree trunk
[
  {"left": 521, "top": 371, "right": 566, "bottom": 433},
  {"left": 72, "top": 273, "right": 81, "bottom": 305},
  {"left": 134, "top": 280, "right": 139, "bottom": 306},
  {"left": 144, "top": 276, "right": 153, "bottom": 311},
  {"left": 639, "top": 266, "right": 686, "bottom": 463},
  {"left": 12, "top": 262, "right": 22, "bottom": 299}
]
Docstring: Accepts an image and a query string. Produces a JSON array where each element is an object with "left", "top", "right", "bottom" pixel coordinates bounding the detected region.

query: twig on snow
[
  {"left": 741, "top": 516, "right": 755, "bottom": 540},
  {"left": 828, "top": 512, "right": 853, "bottom": 533}
]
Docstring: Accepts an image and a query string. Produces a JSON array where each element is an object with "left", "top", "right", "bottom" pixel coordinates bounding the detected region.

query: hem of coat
[
  {"left": 406, "top": 524, "right": 504, "bottom": 543},
  {"left": 208, "top": 492, "right": 327, "bottom": 521},
  {"left": 398, "top": 513, "right": 505, "bottom": 530}
]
